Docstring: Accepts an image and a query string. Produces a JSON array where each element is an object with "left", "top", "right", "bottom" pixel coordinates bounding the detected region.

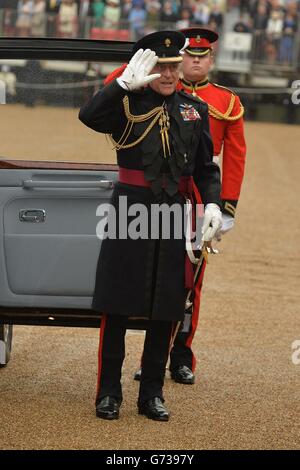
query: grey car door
[{"left": 0, "top": 163, "right": 116, "bottom": 309}]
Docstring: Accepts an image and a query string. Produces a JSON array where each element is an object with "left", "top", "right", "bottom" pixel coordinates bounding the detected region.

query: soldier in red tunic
[
  {"left": 132, "top": 28, "right": 246, "bottom": 385},
  {"left": 166, "top": 28, "right": 246, "bottom": 384}
]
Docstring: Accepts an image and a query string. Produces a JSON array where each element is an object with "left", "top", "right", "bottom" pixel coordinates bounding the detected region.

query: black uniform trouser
[
  {"left": 170, "top": 317, "right": 194, "bottom": 372},
  {"left": 96, "top": 314, "right": 174, "bottom": 407},
  {"left": 170, "top": 255, "right": 206, "bottom": 373}
]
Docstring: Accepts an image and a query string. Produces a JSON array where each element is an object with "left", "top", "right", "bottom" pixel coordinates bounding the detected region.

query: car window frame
[{"left": 0, "top": 37, "right": 132, "bottom": 168}]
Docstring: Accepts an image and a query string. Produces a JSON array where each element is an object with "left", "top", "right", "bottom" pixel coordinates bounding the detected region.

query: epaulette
[{"left": 212, "top": 83, "right": 237, "bottom": 96}]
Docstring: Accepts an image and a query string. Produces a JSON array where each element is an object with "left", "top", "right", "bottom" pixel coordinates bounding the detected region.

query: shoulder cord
[
  {"left": 197, "top": 93, "right": 244, "bottom": 121},
  {"left": 109, "top": 95, "right": 165, "bottom": 150}
]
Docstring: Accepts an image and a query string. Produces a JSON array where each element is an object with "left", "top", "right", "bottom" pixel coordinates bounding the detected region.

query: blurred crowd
[
  {"left": 0, "top": 0, "right": 225, "bottom": 40},
  {"left": 231, "top": 0, "right": 300, "bottom": 65},
  {"left": 0, "top": 0, "right": 299, "bottom": 65}
]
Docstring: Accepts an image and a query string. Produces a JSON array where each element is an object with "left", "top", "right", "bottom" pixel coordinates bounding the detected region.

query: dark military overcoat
[{"left": 79, "top": 81, "right": 221, "bottom": 321}]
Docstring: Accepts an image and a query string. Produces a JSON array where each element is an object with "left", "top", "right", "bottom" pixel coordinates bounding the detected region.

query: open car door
[{"left": 0, "top": 38, "right": 134, "bottom": 366}]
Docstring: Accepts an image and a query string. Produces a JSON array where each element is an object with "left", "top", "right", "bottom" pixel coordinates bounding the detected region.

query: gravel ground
[{"left": 0, "top": 107, "right": 299, "bottom": 449}]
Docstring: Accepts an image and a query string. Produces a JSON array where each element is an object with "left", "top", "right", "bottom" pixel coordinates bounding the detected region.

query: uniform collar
[{"left": 181, "top": 77, "right": 209, "bottom": 95}]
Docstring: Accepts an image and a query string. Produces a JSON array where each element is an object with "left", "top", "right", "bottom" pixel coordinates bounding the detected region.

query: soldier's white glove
[
  {"left": 221, "top": 214, "right": 235, "bottom": 234},
  {"left": 201, "top": 203, "right": 222, "bottom": 243},
  {"left": 116, "top": 49, "right": 160, "bottom": 91},
  {"left": 214, "top": 214, "right": 235, "bottom": 241},
  {"left": 180, "top": 38, "right": 190, "bottom": 55}
]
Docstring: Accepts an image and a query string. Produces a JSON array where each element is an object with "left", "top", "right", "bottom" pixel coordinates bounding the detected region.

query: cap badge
[
  {"left": 196, "top": 35, "right": 201, "bottom": 43},
  {"left": 165, "top": 38, "right": 171, "bottom": 47}
]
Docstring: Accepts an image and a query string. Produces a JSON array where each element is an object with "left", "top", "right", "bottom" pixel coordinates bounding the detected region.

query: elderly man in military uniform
[{"left": 79, "top": 30, "right": 222, "bottom": 421}]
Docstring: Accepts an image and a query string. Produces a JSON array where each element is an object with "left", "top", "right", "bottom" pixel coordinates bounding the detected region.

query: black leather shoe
[
  {"left": 96, "top": 396, "right": 120, "bottom": 420},
  {"left": 133, "top": 368, "right": 142, "bottom": 381},
  {"left": 170, "top": 365, "right": 195, "bottom": 384},
  {"left": 138, "top": 397, "right": 169, "bottom": 421}
]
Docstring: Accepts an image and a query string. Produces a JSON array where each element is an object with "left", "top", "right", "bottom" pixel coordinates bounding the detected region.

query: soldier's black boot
[
  {"left": 170, "top": 365, "right": 195, "bottom": 384},
  {"left": 138, "top": 397, "right": 169, "bottom": 421}
]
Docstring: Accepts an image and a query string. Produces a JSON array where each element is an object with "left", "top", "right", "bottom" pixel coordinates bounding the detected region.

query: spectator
[
  {"left": 45, "top": 0, "right": 61, "bottom": 37},
  {"left": 128, "top": 0, "right": 147, "bottom": 40},
  {"left": 176, "top": 7, "right": 193, "bottom": 29},
  {"left": 167, "top": 0, "right": 180, "bottom": 15},
  {"left": 251, "top": 0, "right": 272, "bottom": 19},
  {"left": 145, "top": 0, "right": 161, "bottom": 32},
  {"left": 252, "top": 3, "right": 269, "bottom": 61},
  {"left": 77, "top": 0, "right": 93, "bottom": 37},
  {"left": 233, "top": 14, "right": 252, "bottom": 32},
  {"left": 91, "top": 0, "right": 105, "bottom": 26},
  {"left": 266, "top": 9, "right": 283, "bottom": 37},
  {"left": 160, "top": 0, "right": 178, "bottom": 24},
  {"left": 192, "top": 0, "right": 211, "bottom": 25},
  {"left": 31, "top": 0, "right": 46, "bottom": 37},
  {"left": 279, "top": 10, "right": 298, "bottom": 64},
  {"left": 207, "top": 17, "right": 219, "bottom": 34},
  {"left": 264, "top": 8, "right": 284, "bottom": 63},
  {"left": 57, "top": 0, "right": 78, "bottom": 38},
  {"left": 121, "top": 0, "right": 132, "bottom": 20},
  {"left": 252, "top": 2, "right": 269, "bottom": 30},
  {"left": 0, "top": 0, "right": 19, "bottom": 36},
  {"left": 102, "top": 0, "right": 121, "bottom": 30},
  {"left": 270, "top": 0, "right": 285, "bottom": 14},
  {"left": 208, "top": 2, "right": 223, "bottom": 31},
  {"left": 16, "top": 0, "right": 33, "bottom": 37}
]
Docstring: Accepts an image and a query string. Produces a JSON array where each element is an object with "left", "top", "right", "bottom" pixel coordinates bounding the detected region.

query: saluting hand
[{"left": 117, "top": 49, "right": 161, "bottom": 91}]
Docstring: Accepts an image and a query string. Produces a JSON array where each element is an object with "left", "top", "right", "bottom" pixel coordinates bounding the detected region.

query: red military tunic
[
  {"left": 177, "top": 78, "right": 246, "bottom": 217},
  {"left": 168, "top": 78, "right": 246, "bottom": 374}
]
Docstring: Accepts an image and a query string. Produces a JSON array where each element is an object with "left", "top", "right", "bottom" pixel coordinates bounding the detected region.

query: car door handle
[
  {"left": 19, "top": 209, "right": 46, "bottom": 223},
  {"left": 22, "top": 179, "right": 114, "bottom": 190}
]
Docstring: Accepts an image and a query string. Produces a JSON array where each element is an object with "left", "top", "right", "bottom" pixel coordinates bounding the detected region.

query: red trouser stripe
[
  {"left": 187, "top": 256, "right": 207, "bottom": 372},
  {"left": 95, "top": 313, "right": 107, "bottom": 403}
]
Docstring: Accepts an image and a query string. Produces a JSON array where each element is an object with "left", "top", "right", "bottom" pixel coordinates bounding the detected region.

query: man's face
[
  {"left": 182, "top": 52, "right": 213, "bottom": 82},
  {"left": 149, "top": 63, "right": 180, "bottom": 96}
]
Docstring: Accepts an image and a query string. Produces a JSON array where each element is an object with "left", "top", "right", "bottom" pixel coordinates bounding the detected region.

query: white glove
[
  {"left": 180, "top": 38, "right": 190, "bottom": 55},
  {"left": 116, "top": 49, "right": 160, "bottom": 91},
  {"left": 214, "top": 214, "right": 235, "bottom": 241},
  {"left": 201, "top": 203, "right": 222, "bottom": 243}
]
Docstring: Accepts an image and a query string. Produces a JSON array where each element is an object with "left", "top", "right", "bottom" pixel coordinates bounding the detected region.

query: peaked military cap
[
  {"left": 180, "top": 28, "right": 218, "bottom": 56},
  {"left": 132, "top": 30, "right": 186, "bottom": 63}
]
